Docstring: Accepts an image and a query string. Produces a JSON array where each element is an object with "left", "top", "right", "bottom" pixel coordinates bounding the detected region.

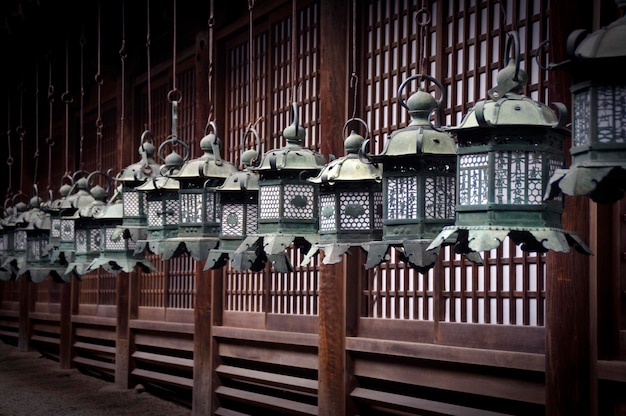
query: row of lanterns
[{"left": 1, "top": 16, "right": 625, "bottom": 281}]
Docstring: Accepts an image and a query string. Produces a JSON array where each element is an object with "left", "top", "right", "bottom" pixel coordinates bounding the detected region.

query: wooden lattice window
[
  {"left": 362, "top": 0, "right": 549, "bottom": 326},
  {"left": 223, "top": 0, "right": 320, "bottom": 315}
]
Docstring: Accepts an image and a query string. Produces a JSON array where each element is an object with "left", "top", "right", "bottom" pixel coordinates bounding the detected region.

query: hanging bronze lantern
[
  {"left": 235, "top": 103, "right": 326, "bottom": 272},
  {"left": 364, "top": 74, "right": 460, "bottom": 272},
  {"left": 22, "top": 189, "right": 67, "bottom": 283},
  {"left": 428, "top": 32, "right": 592, "bottom": 260},
  {"left": 134, "top": 138, "right": 185, "bottom": 258},
  {"left": 303, "top": 117, "right": 383, "bottom": 265},
  {"left": 86, "top": 132, "right": 160, "bottom": 274},
  {"left": 545, "top": 0, "right": 626, "bottom": 204},
  {"left": 162, "top": 122, "right": 238, "bottom": 260},
  {"left": 64, "top": 173, "right": 109, "bottom": 279},
  {"left": 206, "top": 127, "right": 263, "bottom": 271},
  {"left": 0, "top": 196, "right": 28, "bottom": 280}
]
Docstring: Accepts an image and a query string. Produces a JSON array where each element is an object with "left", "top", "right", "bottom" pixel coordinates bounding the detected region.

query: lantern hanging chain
[
  {"left": 17, "top": 82, "right": 25, "bottom": 194},
  {"left": 416, "top": 0, "right": 431, "bottom": 80},
  {"left": 79, "top": 27, "right": 86, "bottom": 172},
  {"left": 146, "top": 0, "right": 152, "bottom": 132},
  {"left": 33, "top": 62, "right": 40, "bottom": 189},
  {"left": 95, "top": 0, "right": 103, "bottom": 172},
  {"left": 120, "top": 0, "right": 126, "bottom": 164},
  {"left": 6, "top": 90, "right": 13, "bottom": 196},
  {"left": 206, "top": 0, "right": 215, "bottom": 124},
  {"left": 248, "top": 0, "right": 254, "bottom": 127},
  {"left": 349, "top": 0, "right": 358, "bottom": 119},
  {"left": 167, "top": 0, "right": 182, "bottom": 147},
  {"left": 46, "top": 52, "right": 54, "bottom": 191},
  {"left": 290, "top": 0, "right": 297, "bottom": 104},
  {"left": 62, "top": 33, "right": 74, "bottom": 177}
]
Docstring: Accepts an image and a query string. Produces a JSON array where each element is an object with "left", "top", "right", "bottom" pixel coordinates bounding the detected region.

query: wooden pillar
[
  {"left": 545, "top": 1, "right": 592, "bottom": 414},
  {"left": 207, "top": 268, "right": 223, "bottom": 415},
  {"left": 115, "top": 272, "right": 131, "bottom": 388},
  {"left": 192, "top": 264, "right": 213, "bottom": 415},
  {"left": 17, "top": 278, "right": 30, "bottom": 352},
  {"left": 318, "top": 0, "right": 349, "bottom": 414},
  {"left": 59, "top": 279, "right": 74, "bottom": 369}
]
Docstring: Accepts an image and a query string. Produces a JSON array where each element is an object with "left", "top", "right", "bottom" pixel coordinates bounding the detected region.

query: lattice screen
[
  {"left": 362, "top": 0, "right": 549, "bottom": 326},
  {"left": 223, "top": 1, "right": 320, "bottom": 315}
]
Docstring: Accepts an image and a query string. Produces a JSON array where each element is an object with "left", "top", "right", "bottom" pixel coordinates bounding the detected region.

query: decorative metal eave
[
  {"left": 234, "top": 233, "right": 319, "bottom": 273},
  {"left": 427, "top": 225, "right": 592, "bottom": 263},
  {"left": 546, "top": 164, "right": 626, "bottom": 204}
]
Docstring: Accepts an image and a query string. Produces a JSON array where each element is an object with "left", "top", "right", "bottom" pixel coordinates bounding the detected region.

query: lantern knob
[
  {"left": 90, "top": 185, "right": 107, "bottom": 201},
  {"left": 241, "top": 149, "right": 259, "bottom": 167},
  {"left": 59, "top": 183, "right": 72, "bottom": 197},
  {"left": 164, "top": 150, "right": 184, "bottom": 170},
  {"left": 76, "top": 177, "right": 89, "bottom": 191},
  {"left": 140, "top": 141, "right": 156, "bottom": 158}
]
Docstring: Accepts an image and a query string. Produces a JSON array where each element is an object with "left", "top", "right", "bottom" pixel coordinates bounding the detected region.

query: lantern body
[
  {"left": 258, "top": 175, "right": 319, "bottom": 235},
  {"left": 455, "top": 126, "right": 564, "bottom": 229},
  {"left": 205, "top": 169, "right": 261, "bottom": 271}
]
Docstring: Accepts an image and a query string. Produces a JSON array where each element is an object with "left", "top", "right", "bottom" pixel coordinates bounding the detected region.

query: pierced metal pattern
[
  {"left": 50, "top": 218, "right": 61, "bottom": 238},
  {"left": 105, "top": 228, "right": 125, "bottom": 251},
  {"left": 374, "top": 191, "right": 383, "bottom": 228},
  {"left": 340, "top": 192, "right": 370, "bottom": 230},
  {"left": 459, "top": 153, "right": 488, "bottom": 205},
  {"left": 573, "top": 91, "right": 591, "bottom": 147},
  {"left": 425, "top": 175, "right": 456, "bottom": 219},
  {"left": 123, "top": 190, "right": 140, "bottom": 217},
  {"left": 14, "top": 231, "right": 26, "bottom": 251},
  {"left": 90, "top": 229, "right": 101, "bottom": 252},
  {"left": 222, "top": 204, "right": 245, "bottom": 236},
  {"left": 494, "top": 151, "right": 543, "bottom": 205},
  {"left": 319, "top": 194, "right": 336, "bottom": 232},
  {"left": 27, "top": 240, "right": 42, "bottom": 261},
  {"left": 284, "top": 184, "right": 315, "bottom": 219},
  {"left": 597, "top": 86, "right": 626, "bottom": 144},
  {"left": 387, "top": 176, "right": 418, "bottom": 220},
  {"left": 259, "top": 185, "right": 281, "bottom": 219},
  {"left": 180, "top": 193, "right": 203, "bottom": 224},
  {"left": 76, "top": 230, "right": 87, "bottom": 253},
  {"left": 60, "top": 219, "right": 74, "bottom": 242},
  {"left": 147, "top": 200, "right": 161, "bottom": 227},
  {"left": 205, "top": 192, "right": 219, "bottom": 223},
  {"left": 247, "top": 204, "right": 258, "bottom": 234},
  {"left": 164, "top": 199, "right": 179, "bottom": 225}
]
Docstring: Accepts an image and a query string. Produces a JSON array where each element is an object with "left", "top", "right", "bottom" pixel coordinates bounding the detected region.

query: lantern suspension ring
[
  {"left": 139, "top": 129, "right": 155, "bottom": 176},
  {"left": 242, "top": 126, "right": 261, "bottom": 168},
  {"left": 488, "top": 31, "right": 526, "bottom": 100},
  {"left": 342, "top": 117, "right": 374, "bottom": 167},
  {"left": 205, "top": 121, "right": 223, "bottom": 167},
  {"left": 398, "top": 73, "right": 447, "bottom": 131}
]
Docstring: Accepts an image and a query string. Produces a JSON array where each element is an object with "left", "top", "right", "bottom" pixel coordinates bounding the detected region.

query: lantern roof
[
  {"left": 309, "top": 130, "right": 382, "bottom": 184},
  {"left": 375, "top": 84, "right": 456, "bottom": 158},
  {"left": 135, "top": 175, "right": 180, "bottom": 192},
  {"left": 116, "top": 142, "right": 161, "bottom": 184},
  {"left": 449, "top": 63, "right": 567, "bottom": 133},
  {"left": 572, "top": 12, "right": 626, "bottom": 61},
  {"left": 254, "top": 106, "right": 326, "bottom": 172},
  {"left": 218, "top": 169, "right": 259, "bottom": 192},
  {"left": 173, "top": 132, "right": 239, "bottom": 180}
]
